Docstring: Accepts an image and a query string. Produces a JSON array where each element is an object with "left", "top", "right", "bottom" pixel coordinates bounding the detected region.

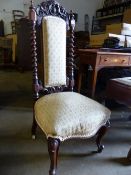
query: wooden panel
[
  {"left": 123, "top": 9, "right": 131, "bottom": 24},
  {"left": 17, "top": 18, "right": 32, "bottom": 70},
  {"left": 129, "top": 56, "right": 131, "bottom": 65}
]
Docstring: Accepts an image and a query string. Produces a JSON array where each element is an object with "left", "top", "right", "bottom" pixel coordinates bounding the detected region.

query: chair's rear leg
[
  {"left": 96, "top": 120, "right": 110, "bottom": 153},
  {"left": 31, "top": 114, "right": 37, "bottom": 139},
  {"left": 127, "top": 148, "right": 131, "bottom": 161},
  {"left": 48, "top": 137, "right": 60, "bottom": 175}
]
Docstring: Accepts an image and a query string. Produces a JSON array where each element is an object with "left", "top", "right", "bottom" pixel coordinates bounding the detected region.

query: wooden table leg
[
  {"left": 77, "top": 72, "right": 82, "bottom": 93},
  {"left": 77, "top": 65, "right": 99, "bottom": 99},
  {"left": 89, "top": 68, "right": 99, "bottom": 98},
  {"left": 77, "top": 64, "right": 87, "bottom": 93}
]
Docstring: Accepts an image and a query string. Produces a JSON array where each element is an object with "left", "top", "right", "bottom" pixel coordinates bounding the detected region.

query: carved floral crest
[{"left": 36, "top": 0, "right": 69, "bottom": 26}]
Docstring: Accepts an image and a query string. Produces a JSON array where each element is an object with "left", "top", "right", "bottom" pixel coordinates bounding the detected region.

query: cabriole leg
[{"left": 48, "top": 137, "right": 60, "bottom": 175}]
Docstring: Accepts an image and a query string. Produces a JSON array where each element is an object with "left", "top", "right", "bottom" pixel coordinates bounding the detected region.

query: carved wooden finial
[
  {"left": 31, "top": 0, "right": 33, "bottom": 6},
  {"left": 30, "top": 0, "right": 34, "bottom": 9},
  {"left": 29, "top": 0, "right": 36, "bottom": 21}
]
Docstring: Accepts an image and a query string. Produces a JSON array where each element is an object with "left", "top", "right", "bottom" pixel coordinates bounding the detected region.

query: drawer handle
[
  {"left": 104, "top": 59, "right": 108, "bottom": 62},
  {"left": 114, "top": 59, "right": 118, "bottom": 62},
  {"left": 122, "top": 59, "right": 126, "bottom": 62}
]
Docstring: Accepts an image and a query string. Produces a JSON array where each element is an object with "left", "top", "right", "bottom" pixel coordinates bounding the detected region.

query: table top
[{"left": 78, "top": 48, "right": 131, "bottom": 55}]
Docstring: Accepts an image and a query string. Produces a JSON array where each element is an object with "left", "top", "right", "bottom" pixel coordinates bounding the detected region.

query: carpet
[{"left": 0, "top": 69, "right": 131, "bottom": 175}]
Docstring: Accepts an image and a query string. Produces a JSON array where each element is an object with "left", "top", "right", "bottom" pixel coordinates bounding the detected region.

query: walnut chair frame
[{"left": 29, "top": 1, "right": 110, "bottom": 175}]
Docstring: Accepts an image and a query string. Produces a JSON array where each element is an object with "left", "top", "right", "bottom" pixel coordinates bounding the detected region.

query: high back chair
[
  {"left": 29, "top": 1, "right": 111, "bottom": 174},
  {"left": 11, "top": 10, "right": 24, "bottom": 34},
  {"left": 12, "top": 10, "right": 24, "bottom": 22}
]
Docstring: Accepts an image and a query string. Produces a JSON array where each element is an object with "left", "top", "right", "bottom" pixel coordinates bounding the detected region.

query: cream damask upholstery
[
  {"left": 30, "top": 1, "right": 111, "bottom": 174},
  {"left": 35, "top": 92, "right": 111, "bottom": 141},
  {"left": 111, "top": 77, "right": 131, "bottom": 86},
  {"left": 42, "top": 16, "right": 66, "bottom": 87}
]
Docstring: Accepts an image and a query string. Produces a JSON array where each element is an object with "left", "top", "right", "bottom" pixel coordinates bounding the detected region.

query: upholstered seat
[{"left": 35, "top": 92, "right": 110, "bottom": 141}]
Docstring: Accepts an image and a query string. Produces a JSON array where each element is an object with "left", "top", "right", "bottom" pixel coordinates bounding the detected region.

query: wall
[
  {"left": 0, "top": 0, "right": 104, "bottom": 34},
  {"left": 0, "top": 0, "right": 24, "bottom": 34},
  {"left": 57, "top": 0, "right": 104, "bottom": 31},
  {"left": 0, "top": 0, "right": 41, "bottom": 34}
]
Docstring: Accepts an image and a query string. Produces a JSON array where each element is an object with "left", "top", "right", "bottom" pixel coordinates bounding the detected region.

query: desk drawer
[
  {"left": 129, "top": 56, "right": 131, "bottom": 65},
  {"left": 99, "top": 55, "right": 129, "bottom": 65}
]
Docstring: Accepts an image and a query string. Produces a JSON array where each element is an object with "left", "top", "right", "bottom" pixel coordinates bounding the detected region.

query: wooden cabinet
[{"left": 17, "top": 18, "right": 32, "bottom": 70}]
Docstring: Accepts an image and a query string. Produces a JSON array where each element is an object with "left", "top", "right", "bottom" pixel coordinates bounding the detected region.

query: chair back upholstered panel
[{"left": 42, "top": 16, "right": 66, "bottom": 87}]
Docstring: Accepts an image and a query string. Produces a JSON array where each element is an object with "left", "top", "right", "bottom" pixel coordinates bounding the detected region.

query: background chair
[
  {"left": 29, "top": 0, "right": 111, "bottom": 174},
  {"left": 11, "top": 10, "right": 24, "bottom": 34},
  {"left": 12, "top": 10, "right": 24, "bottom": 22}
]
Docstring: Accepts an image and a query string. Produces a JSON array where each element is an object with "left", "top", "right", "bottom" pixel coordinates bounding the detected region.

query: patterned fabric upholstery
[
  {"left": 42, "top": 16, "right": 66, "bottom": 87},
  {"left": 112, "top": 77, "right": 131, "bottom": 86},
  {"left": 35, "top": 92, "right": 111, "bottom": 141}
]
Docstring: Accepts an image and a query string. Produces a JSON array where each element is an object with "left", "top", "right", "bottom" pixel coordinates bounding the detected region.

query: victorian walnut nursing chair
[{"left": 29, "top": 1, "right": 111, "bottom": 174}]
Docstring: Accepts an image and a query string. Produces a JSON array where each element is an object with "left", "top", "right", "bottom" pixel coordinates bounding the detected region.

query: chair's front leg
[{"left": 48, "top": 137, "right": 60, "bottom": 175}]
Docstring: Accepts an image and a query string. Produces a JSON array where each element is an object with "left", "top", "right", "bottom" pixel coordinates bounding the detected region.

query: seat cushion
[{"left": 35, "top": 92, "right": 111, "bottom": 141}]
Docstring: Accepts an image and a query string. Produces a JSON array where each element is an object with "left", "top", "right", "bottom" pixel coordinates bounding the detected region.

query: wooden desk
[{"left": 77, "top": 49, "right": 131, "bottom": 98}]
